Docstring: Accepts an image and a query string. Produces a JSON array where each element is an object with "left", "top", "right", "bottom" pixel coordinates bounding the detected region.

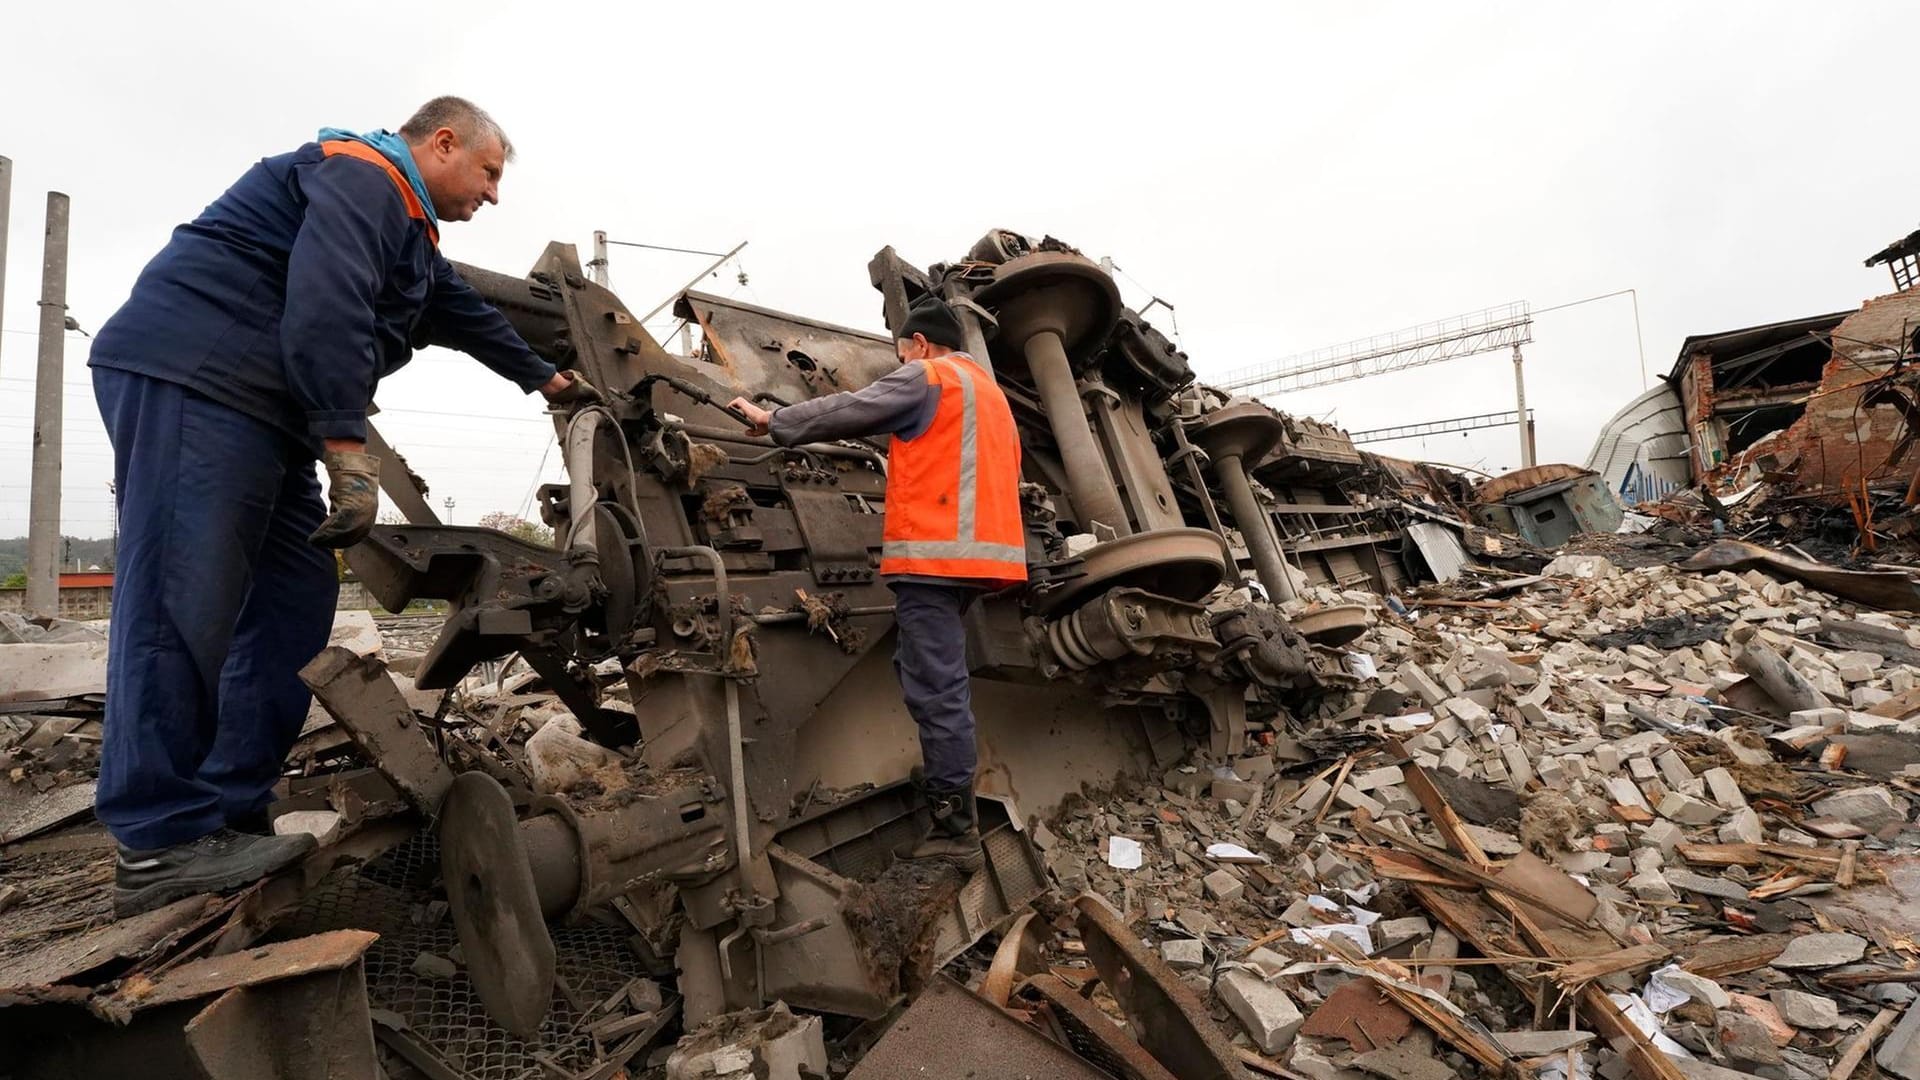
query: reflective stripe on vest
[
  {"left": 879, "top": 354, "right": 1027, "bottom": 583},
  {"left": 882, "top": 538, "right": 1028, "bottom": 562},
  {"left": 320, "top": 140, "right": 440, "bottom": 247}
]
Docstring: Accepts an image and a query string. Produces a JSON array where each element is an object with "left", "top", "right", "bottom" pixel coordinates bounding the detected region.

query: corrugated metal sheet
[
  {"left": 1583, "top": 383, "right": 1691, "bottom": 497},
  {"left": 1407, "top": 522, "right": 1470, "bottom": 582}
]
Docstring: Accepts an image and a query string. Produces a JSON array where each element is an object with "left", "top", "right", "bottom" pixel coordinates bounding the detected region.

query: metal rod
[
  {"left": 744, "top": 605, "right": 895, "bottom": 625},
  {"left": 666, "top": 422, "right": 886, "bottom": 474},
  {"left": 1214, "top": 453, "right": 1297, "bottom": 602},
  {"left": 1023, "top": 329, "right": 1128, "bottom": 537},
  {"left": 604, "top": 239, "right": 735, "bottom": 258},
  {"left": 563, "top": 408, "right": 611, "bottom": 550},
  {"left": 638, "top": 241, "right": 748, "bottom": 325},
  {"left": 1630, "top": 287, "right": 1649, "bottom": 391},
  {"left": 659, "top": 545, "right": 751, "bottom": 884},
  {"left": 26, "top": 192, "right": 69, "bottom": 617},
  {"left": 1168, "top": 424, "right": 1243, "bottom": 587}
]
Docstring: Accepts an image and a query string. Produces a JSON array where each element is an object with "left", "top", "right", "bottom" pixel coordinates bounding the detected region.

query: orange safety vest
[
  {"left": 319, "top": 140, "right": 440, "bottom": 247},
  {"left": 879, "top": 354, "right": 1029, "bottom": 586}
]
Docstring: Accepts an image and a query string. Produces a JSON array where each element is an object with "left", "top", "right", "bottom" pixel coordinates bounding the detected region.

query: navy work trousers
[
  {"left": 92, "top": 368, "right": 339, "bottom": 850},
  {"left": 889, "top": 581, "right": 981, "bottom": 791}
]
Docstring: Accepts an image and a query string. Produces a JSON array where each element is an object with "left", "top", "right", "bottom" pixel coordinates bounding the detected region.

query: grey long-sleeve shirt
[
  {"left": 768, "top": 362, "right": 938, "bottom": 447},
  {"left": 767, "top": 358, "right": 1005, "bottom": 590}
]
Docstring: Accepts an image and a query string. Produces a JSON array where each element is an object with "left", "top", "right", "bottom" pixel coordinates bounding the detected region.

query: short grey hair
[{"left": 400, "top": 96, "right": 515, "bottom": 161}]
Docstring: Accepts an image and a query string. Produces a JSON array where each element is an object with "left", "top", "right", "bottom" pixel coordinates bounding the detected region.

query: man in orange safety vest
[{"left": 729, "top": 295, "right": 1026, "bottom": 870}]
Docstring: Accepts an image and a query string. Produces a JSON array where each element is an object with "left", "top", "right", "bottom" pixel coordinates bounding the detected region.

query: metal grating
[
  {"left": 272, "top": 830, "right": 648, "bottom": 1080},
  {"left": 929, "top": 815, "right": 1049, "bottom": 968}
]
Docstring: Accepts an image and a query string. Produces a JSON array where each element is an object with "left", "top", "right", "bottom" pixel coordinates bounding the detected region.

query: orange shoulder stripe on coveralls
[{"left": 319, "top": 140, "right": 440, "bottom": 246}]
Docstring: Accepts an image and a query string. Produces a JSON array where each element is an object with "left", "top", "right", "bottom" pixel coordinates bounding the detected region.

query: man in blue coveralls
[{"left": 87, "top": 97, "right": 599, "bottom": 916}]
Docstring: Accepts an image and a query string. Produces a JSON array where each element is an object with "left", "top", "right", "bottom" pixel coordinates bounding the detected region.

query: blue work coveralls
[{"left": 86, "top": 140, "right": 557, "bottom": 849}]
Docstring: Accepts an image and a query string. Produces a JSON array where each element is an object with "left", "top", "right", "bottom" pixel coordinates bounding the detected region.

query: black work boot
[
  {"left": 894, "top": 786, "right": 984, "bottom": 873},
  {"left": 114, "top": 827, "right": 317, "bottom": 918}
]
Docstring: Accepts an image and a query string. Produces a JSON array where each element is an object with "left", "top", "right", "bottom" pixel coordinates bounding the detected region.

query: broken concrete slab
[
  {"left": 0, "top": 640, "right": 107, "bottom": 707},
  {"left": 1658, "top": 967, "right": 1731, "bottom": 1009},
  {"left": 1664, "top": 869, "right": 1750, "bottom": 903},
  {"left": 1810, "top": 785, "right": 1905, "bottom": 832},
  {"left": 1717, "top": 807, "right": 1764, "bottom": 845},
  {"left": 1715, "top": 1008, "right": 1783, "bottom": 1067},
  {"left": 1701, "top": 767, "right": 1746, "bottom": 809},
  {"left": 1770, "top": 932, "right": 1867, "bottom": 969},
  {"left": 1769, "top": 988, "right": 1840, "bottom": 1029},
  {"left": 1203, "top": 868, "right": 1244, "bottom": 902},
  {"left": 272, "top": 809, "right": 343, "bottom": 846},
  {"left": 1161, "top": 938, "right": 1206, "bottom": 969},
  {"left": 1658, "top": 790, "right": 1724, "bottom": 825},
  {"left": 1217, "top": 969, "right": 1303, "bottom": 1055},
  {"left": 1879, "top": 1001, "right": 1920, "bottom": 1080},
  {"left": 1494, "top": 1030, "right": 1594, "bottom": 1056},
  {"left": 1352, "top": 1043, "right": 1456, "bottom": 1080}
]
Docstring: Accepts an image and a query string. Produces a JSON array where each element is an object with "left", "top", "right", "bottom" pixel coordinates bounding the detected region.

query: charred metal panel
[{"left": 676, "top": 290, "right": 901, "bottom": 406}]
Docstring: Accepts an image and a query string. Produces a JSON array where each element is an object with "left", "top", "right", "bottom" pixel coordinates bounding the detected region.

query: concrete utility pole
[
  {"left": 590, "top": 230, "right": 609, "bottom": 286},
  {"left": 1511, "top": 343, "right": 1536, "bottom": 469},
  {"left": 0, "top": 157, "right": 11, "bottom": 381},
  {"left": 26, "top": 192, "right": 70, "bottom": 617}
]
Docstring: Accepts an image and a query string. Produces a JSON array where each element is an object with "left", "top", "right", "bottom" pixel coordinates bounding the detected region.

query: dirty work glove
[
  {"left": 309, "top": 450, "right": 381, "bottom": 549},
  {"left": 545, "top": 369, "right": 605, "bottom": 407}
]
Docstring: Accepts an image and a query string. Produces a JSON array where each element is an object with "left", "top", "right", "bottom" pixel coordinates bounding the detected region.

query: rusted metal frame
[
  {"left": 1019, "top": 973, "right": 1182, "bottom": 1080},
  {"left": 1073, "top": 896, "right": 1244, "bottom": 1080},
  {"left": 182, "top": 961, "right": 379, "bottom": 1080},
  {"left": 980, "top": 911, "right": 1043, "bottom": 1008},
  {"left": 94, "top": 929, "right": 377, "bottom": 1023},
  {"left": 300, "top": 646, "right": 456, "bottom": 817},
  {"left": 847, "top": 974, "right": 1114, "bottom": 1080},
  {"left": 658, "top": 545, "right": 747, "bottom": 871},
  {"left": 363, "top": 420, "right": 440, "bottom": 525},
  {"left": 1383, "top": 738, "right": 1687, "bottom": 1080}
]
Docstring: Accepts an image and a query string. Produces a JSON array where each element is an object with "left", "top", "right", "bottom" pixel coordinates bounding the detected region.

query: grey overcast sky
[{"left": 2, "top": 2, "right": 1914, "bottom": 540}]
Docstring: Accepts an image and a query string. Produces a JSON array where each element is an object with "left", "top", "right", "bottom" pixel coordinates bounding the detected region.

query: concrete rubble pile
[
  {"left": 0, "top": 613, "right": 106, "bottom": 852},
  {"left": 1028, "top": 549, "right": 1920, "bottom": 1080}
]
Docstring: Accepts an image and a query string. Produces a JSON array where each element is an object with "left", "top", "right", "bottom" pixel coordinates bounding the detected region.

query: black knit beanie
[{"left": 897, "top": 295, "right": 966, "bottom": 351}]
